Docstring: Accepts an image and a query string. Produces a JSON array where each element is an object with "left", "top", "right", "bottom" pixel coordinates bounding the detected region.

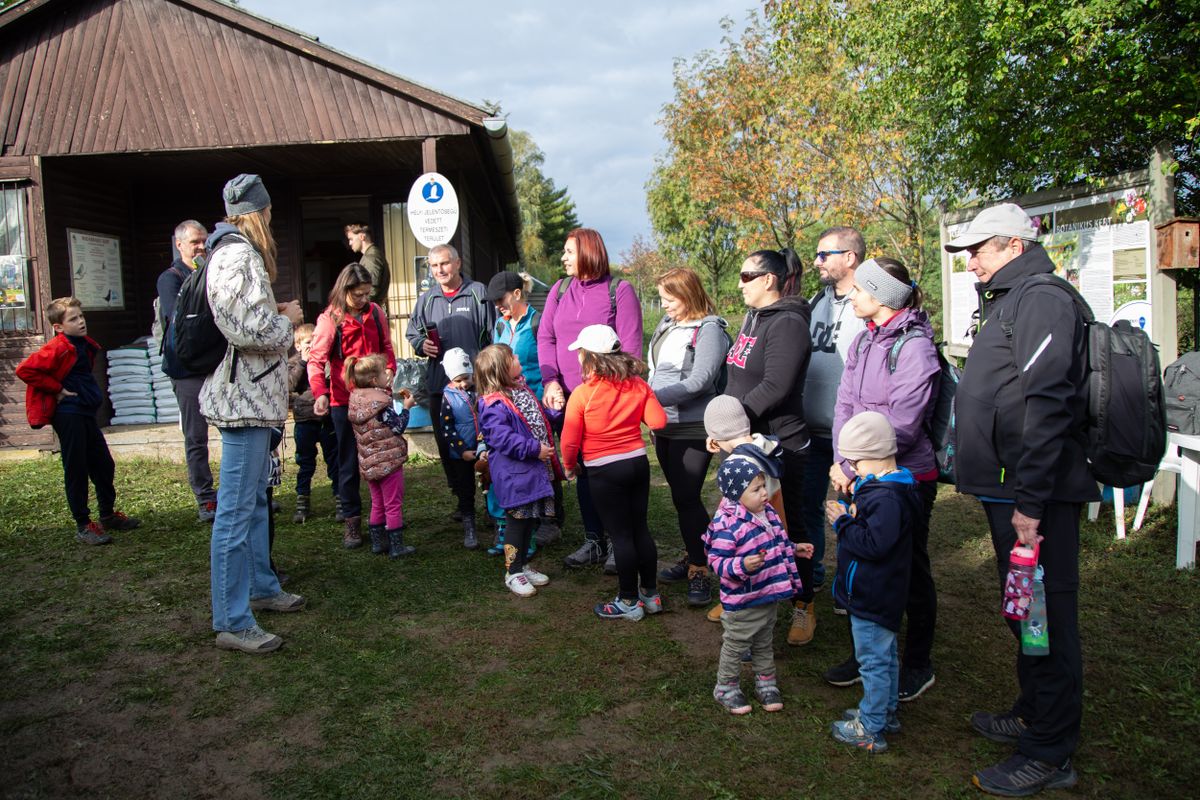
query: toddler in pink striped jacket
[{"left": 705, "top": 456, "right": 813, "bottom": 715}]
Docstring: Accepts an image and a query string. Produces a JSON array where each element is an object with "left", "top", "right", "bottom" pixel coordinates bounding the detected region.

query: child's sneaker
[
  {"left": 100, "top": 511, "right": 140, "bottom": 531},
  {"left": 713, "top": 682, "right": 752, "bottom": 715},
  {"left": 198, "top": 500, "right": 217, "bottom": 523},
  {"left": 487, "top": 528, "right": 506, "bottom": 556},
  {"left": 830, "top": 717, "right": 888, "bottom": 753},
  {"left": 754, "top": 675, "right": 783, "bottom": 712},
  {"left": 504, "top": 571, "right": 537, "bottom": 597},
  {"left": 842, "top": 707, "right": 901, "bottom": 735},
  {"left": 637, "top": 591, "right": 663, "bottom": 615},
  {"left": 593, "top": 596, "right": 644, "bottom": 621},
  {"left": 522, "top": 565, "right": 550, "bottom": 587},
  {"left": 75, "top": 521, "right": 112, "bottom": 545}
]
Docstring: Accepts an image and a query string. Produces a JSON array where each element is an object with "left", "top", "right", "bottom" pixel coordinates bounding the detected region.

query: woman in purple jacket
[
  {"left": 828, "top": 257, "right": 941, "bottom": 703},
  {"left": 537, "top": 228, "right": 644, "bottom": 570}
]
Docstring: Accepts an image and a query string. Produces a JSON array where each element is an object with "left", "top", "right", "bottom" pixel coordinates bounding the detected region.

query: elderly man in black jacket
[{"left": 947, "top": 203, "right": 1099, "bottom": 797}]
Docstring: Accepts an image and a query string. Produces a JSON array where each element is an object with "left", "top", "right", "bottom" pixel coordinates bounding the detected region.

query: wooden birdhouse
[{"left": 1156, "top": 218, "right": 1199, "bottom": 270}]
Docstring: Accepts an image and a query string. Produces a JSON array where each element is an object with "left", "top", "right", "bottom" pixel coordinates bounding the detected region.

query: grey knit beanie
[
  {"left": 704, "top": 395, "right": 751, "bottom": 441},
  {"left": 223, "top": 174, "right": 271, "bottom": 216},
  {"left": 855, "top": 259, "right": 912, "bottom": 310},
  {"left": 838, "top": 411, "right": 897, "bottom": 461}
]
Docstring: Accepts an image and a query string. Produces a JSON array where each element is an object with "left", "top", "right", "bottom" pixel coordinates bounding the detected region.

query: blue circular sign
[{"left": 422, "top": 180, "right": 444, "bottom": 203}]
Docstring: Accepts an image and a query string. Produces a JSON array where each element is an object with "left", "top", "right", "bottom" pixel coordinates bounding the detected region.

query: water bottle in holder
[
  {"left": 1021, "top": 565, "right": 1050, "bottom": 656},
  {"left": 1002, "top": 543, "right": 1039, "bottom": 621}
]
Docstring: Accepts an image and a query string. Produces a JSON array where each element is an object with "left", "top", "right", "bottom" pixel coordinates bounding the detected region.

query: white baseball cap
[
  {"left": 441, "top": 347, "right": 473, "bottom": 379},
  {"left": 567, "top": 324, "right": 621, "bottom": 353},
  {"left": 944, "top": 203, "right": 1040, "bottom": 252}
]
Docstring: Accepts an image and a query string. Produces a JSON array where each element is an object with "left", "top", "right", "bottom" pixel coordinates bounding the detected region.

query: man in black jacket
[{"left": 947, "top": 203, "right": 1098, "bottom": 796}]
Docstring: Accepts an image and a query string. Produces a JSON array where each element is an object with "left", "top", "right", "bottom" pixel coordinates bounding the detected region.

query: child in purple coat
[{"left": 475, "top": 344, "right": 564, "bottom": 598}]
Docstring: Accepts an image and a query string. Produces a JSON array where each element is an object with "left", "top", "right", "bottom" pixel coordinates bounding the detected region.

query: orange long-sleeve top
[{"left": 560, "top": 375, "right": 667, "bottom": 473}]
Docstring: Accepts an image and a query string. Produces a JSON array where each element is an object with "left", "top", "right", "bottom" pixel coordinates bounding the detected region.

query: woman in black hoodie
[{"left": 725, "top": 248, "right": 816, "bottom": 645}]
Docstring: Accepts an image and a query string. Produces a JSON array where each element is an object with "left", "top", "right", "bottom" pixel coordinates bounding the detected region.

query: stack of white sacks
[
  {"left": 107, "top": 341, "right": 157, "bottom": 425},
  {"left": 148, "top": 339, "right": 179, "bottom": 423}
]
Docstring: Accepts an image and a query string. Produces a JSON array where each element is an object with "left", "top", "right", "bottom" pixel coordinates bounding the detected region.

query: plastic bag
[{"left": 392, "top": 358, "right": 429, "bottom": 406}]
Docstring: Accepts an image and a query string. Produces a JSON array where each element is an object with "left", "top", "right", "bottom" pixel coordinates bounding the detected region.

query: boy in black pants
[{"left": 16, "top": 297, "right": 140, "bottom": 544}]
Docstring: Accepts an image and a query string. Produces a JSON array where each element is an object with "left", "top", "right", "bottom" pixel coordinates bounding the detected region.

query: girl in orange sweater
[{"left": 560, "top": 324, "right": 668, "bottom": 621}]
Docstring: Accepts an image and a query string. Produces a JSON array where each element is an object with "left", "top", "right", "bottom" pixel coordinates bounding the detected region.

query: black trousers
[
  {"left": 293, "top": 418, "right": 338, "bottom": 497},
  {"left": 903, "top": 479, "right": 939, "bottom": 669},
  {"left": 983, "top": 500, "right": 1082, "bottom": 766},
  {"left": 52, "top": 412, "right": 116, "bottom": 526},
  {"left": 429, "top": 392, "right": 476, "bottom": 515},
  {"left": 654, "top": 435, "right": 713, "bottom": 567},
  {"left": 778, "top": 447, "right": 814, "bottom": 603},
  {"left": 329, "top": 406, "right": 362, "bottom": 518},
  {"left": 504, "top": 515, "right": 536, "bottom": 574},
  {"left": 588, "top": 456, "right": 657, "bottom": 601}
]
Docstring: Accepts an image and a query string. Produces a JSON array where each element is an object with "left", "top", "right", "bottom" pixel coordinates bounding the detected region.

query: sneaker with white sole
[
  {"left": 638, "top": 591, "right": 663, "bottom": 615},
  {"left": 593, "top": 596, "right": 644, "bottom": 621},
  {"left": 215, "top": 624, "right": 282, "bottom": 654},
  {"left": 505, "top": 571, "right": 537, "bottom": 597},
  {"left": 713, "top": 682, "right": 752, "bottom": 715},
  {"left": 522, "top": 566, "right": 550, "bottom": 587},
  {"left": 830, "top": 717, "right": 888, "bottom": 753},
  {"left": 898, "top": 665, "right": 935, "bottom": 702},
  {"left": 843, "top": 707, "right": 901, "bottom": 735},
  {"left": 249, "top": 591, "right": 306, "bottom": 613},
  {"left": 563, "top": 538, "right": 605, "bottom": 568}
]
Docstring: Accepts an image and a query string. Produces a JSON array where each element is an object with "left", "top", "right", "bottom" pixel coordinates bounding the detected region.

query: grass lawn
[{"left": 0, "top": 453, "right": 1197, "bottom": 799}]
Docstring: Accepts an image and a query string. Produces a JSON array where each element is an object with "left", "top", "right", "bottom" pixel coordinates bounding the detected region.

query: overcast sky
[{"left": 238, "top": 0, "right": 743, "bottom": 261}]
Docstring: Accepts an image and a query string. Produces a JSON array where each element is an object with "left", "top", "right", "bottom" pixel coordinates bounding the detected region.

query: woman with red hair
[{"left": 537, "top": 228, "right": 644, "bottom": 569}]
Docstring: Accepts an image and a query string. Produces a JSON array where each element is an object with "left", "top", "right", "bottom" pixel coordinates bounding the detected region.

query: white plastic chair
[
  {"left": 1087, "top": 487, "right": 1128, "bottom": 541},
  {"left": 1131, "top": 433, "right": 1200, "bottom": 569},
  {"left": 1132, "top": 445, "right": 1184, "bottom": 531}
]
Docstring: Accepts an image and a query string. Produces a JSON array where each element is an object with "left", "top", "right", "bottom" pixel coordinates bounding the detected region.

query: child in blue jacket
[
  {"left": 440, "top": 347, "right": 481, "bottom": 549},
  {"left": 825, "top": 411, "right": 922, "bottom": 754}
]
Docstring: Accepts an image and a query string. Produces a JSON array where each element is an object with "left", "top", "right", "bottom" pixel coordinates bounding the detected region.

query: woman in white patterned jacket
[{"left": 201, "top": 174, "right": 305, "bottom": 655}]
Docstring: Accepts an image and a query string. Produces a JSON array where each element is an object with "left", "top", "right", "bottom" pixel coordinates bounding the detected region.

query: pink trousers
[{"left": 368, "top": 469, "right": 405, "bottom": 529}]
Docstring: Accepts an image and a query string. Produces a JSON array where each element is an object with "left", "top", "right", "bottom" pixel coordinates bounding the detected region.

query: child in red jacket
[{"left": 15, "top": 297, "right": 140, "bottom": 544}]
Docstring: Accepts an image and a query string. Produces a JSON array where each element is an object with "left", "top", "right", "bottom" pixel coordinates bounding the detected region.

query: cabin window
[{"left": 0, "top": 185, "right": 35, "bottom": 333}]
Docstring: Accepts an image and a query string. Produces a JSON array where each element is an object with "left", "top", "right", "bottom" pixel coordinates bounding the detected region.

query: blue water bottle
[{"left": 1021, "top": 565, "right": 1050, "bottom": 656}]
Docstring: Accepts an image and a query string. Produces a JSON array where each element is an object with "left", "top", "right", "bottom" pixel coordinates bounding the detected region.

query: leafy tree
[{"left": 508, "top": 127, "right": 580, "bottom": 283}]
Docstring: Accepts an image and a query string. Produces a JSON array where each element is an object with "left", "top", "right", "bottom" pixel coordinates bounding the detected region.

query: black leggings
[
  {"left": 654, "top": 436, "right": 712, "bottom": 567},
  {"left": 504, "top": 514, "right": 536, "bottom": 574},
  {"left": 778, "top": 447, "right": 814, "bottom": 603},
  {"left": 588, "top": 456, "right": 657, "bottom": 601}
]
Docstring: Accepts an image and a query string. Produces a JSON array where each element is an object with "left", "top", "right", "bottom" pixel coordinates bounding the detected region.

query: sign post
[{"left": 406, "top": 172, "right": 460, "bottom": 248}]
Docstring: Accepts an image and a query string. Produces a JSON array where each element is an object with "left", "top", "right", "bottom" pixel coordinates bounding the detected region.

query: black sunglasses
[
  {"left": 740, "top": 271, "right": 770, "bottom": 283},
  {"left": 815, "top": 249, "right": 849, "bottom": 262}
]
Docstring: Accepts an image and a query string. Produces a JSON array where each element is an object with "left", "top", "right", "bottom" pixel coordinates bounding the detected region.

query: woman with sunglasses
[
  {"left": 724, "top": 248, "right": 818, "bottom": 646},
  {"left": 827, "top": 256, "right": 941, "bottom": 703}
]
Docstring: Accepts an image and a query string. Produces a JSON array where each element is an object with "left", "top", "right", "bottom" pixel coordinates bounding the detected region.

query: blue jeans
[
  {"left": 851, "top": 614, "right": 899, "bottom": 734},
  {"left": 801, "top": 435, "right": 834, "bottom": 587},
  {"left": 211, "top": 427, "right": 281, "bottom": 632}
]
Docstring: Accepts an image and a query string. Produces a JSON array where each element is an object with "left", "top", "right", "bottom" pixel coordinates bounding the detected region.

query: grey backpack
[{"left": 1164, "top": 351, "right": 1200, "bottom": 435}]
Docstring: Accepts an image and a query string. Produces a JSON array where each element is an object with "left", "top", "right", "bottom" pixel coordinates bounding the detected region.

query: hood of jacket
[
  {"left": 205, "top": 222, "right": 241, "bottom": 252},
  {"left": 868, "top": 307, "right": 935, "bottom": 344},
  {"left": 741, "top": 294, "right": 811, "bottom": 337}
]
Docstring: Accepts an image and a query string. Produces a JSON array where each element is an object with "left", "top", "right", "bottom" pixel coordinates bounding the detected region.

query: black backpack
[
  {"left": 163, "top": 234, "right": 240, "bottom": 379},
  {"left": 1163, "top": 350, "right": 1200, "bottom": 435},
  {"left": 1003, "top": 274, "right": 1167, "bottom": 488},
  {"left": 859, "top": 328, "right": 961, "bottom": 483}
]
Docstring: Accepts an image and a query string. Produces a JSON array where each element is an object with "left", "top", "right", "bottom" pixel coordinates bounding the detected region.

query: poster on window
[
  {"left": 0, "top": 254, "right": 26, "bottom": 308},
  {"left": 67, "top": 229, "right": 124, "bottom": 310}
]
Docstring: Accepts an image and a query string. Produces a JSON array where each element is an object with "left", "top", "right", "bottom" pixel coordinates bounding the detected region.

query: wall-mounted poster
[
  {"left": 67, "top": 229, "right": 124, "bottom": 310},
  {"left": 0, "top": 254, "right": 26, "bottom": 308}
]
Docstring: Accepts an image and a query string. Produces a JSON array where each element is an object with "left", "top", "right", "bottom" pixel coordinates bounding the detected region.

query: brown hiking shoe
[
  {"left": 787, "top": 600, "right": 816, "bottom": 646},
  {"left": 706, "top": 603, "right": 724, "bottom": 623},
  {"left": 342, "top": 515, "right": 363, "bottom": 549}
]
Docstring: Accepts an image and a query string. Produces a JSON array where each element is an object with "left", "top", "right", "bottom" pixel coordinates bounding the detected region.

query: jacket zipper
[{"left": 251, "top": 360, "right": 281, "bottom": 383}]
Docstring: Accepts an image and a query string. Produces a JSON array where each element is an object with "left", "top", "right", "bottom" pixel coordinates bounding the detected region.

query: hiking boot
[
  {"left": 334, "top": 495, "right": 346, "bottom": 522},
  {"left": 898, "top": 665, "right": 936, "bottom": 702},
  {"left": 830, "top": 717, "right": 888, "bottom": 753},
  {"left": 534, "top": 522, "right": 561, "bottom": 547},
  {"left": 368, "top": 523, "right": 388, "bottom": 555},
  {"left": 754, "top": 675, "right": 783, "bottom": 712},
  {"left": 659, "top": 557, "right": 688, "bottom": 582},
  {"left": 522, "top": 565, "right": 550, "bottom": 587},
  {"left": 198, "top": 500, "right": 217, "bottom": 523},
  {"left": 462, "top": 514, "right": 479, "bottom": 550},
  {"left": 563, "top": 538, "right": 605, "bottom": 568},
  {"left": 713, "top": 682, "right": 752, "bottom": 715},
  {"left": 594, "top": 596, "right": 644, "bottom": 621},
  {"left": 75, "top": 521, "right": 112, "bottom": 545},
  {"left": 971, "top": 711, "right": 1029, "bottom": 745},
  {"left": 249, "top": 591, "right": 306, "bottom": 613},
  {"left": 387, "top": 527, "right": 415, "bottom": 559},
  {"left": 706, "top": 603, "right": 724, "bottom": 623},
  {"left": 603, "top": 547, "right": 618, "bottom": 575},
  {"left": 100, "top": 511, "right": 140, "bottom": 531},
  {"left": 686, "top": 565, "right": 712, "bottom": 607},
  {"left": 215, "top": 624, "right": 282, "bottom": 654},
  {"left": 293, "top": 494, "right": 311, "bottom": 524},
  {"left": 973, "top": 754, "right": 1077, "bottom": 797},
  {"left": 787, "top": 600, "right": 816, "bottom": 646},
  {"left": 342, "top": 516, "right": 363, "bottom": 549},
  {"left": 638, "top": 591, "right": 663, "bottom": 615},
  {"left": 843, "top": 707, "right": 901, "bottom": 735},
  {"left": 824, "top": 655, "right": 863, "bottom": 687},
  {"left": 505, "top": 571, "right": 537, "bottom": 597}
]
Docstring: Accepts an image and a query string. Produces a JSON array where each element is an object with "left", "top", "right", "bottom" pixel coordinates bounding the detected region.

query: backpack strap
[
  {"left": 886, "top": 328, "right": 930, "bottom": 374},
  {"left": 1000, "top": 273, "right": 1094, "bottom": 342},
  {"left": 555, "top": 276, "right": 624, "bottom": 319}
]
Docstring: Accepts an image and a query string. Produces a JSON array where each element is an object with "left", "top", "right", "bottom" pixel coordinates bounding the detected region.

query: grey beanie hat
[
  {"left": 838, "top": 411, "right": 897, "bottom": 461},
  {"left": 223, "top": 173, "right": 271, "bottom": 216},
  {"left": 704, "top": 395, "right": 751, "bottom": 441},
  {"left": 855, "top": 259, "right": 912, "bottom": 310}
]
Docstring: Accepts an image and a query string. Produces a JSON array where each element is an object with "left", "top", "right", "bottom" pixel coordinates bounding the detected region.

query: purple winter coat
[
  {"left": 478, "top": 389, "right": 564, "bottom": 509},
  {"left": 537, "top": 275, "right": 643, "bottom": 393},
  {"left": 832, "top": 308, "right": 940, "bottom": 481}
]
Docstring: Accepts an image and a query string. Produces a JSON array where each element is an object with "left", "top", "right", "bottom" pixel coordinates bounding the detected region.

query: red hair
[{"left": 567, "top": 228, "right": 610, "bottom": 281}]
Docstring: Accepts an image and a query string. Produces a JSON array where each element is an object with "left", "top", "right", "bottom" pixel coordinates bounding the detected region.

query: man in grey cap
[{"left": 946, "top": 202, "right": 1096, "bottom": 796}]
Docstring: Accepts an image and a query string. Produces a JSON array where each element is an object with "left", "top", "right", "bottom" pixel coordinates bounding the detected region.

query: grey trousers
[
  {"left": 172, "top": 375, "right": 216, "bottom": 505},
  {"left": 718, "top": 602, "right": 778, "bottom": 683}
]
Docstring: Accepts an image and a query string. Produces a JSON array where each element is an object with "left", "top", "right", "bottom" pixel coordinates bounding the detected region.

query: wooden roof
[{"left": 0, "top": 0, "right": 488, "bottom": 156}]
